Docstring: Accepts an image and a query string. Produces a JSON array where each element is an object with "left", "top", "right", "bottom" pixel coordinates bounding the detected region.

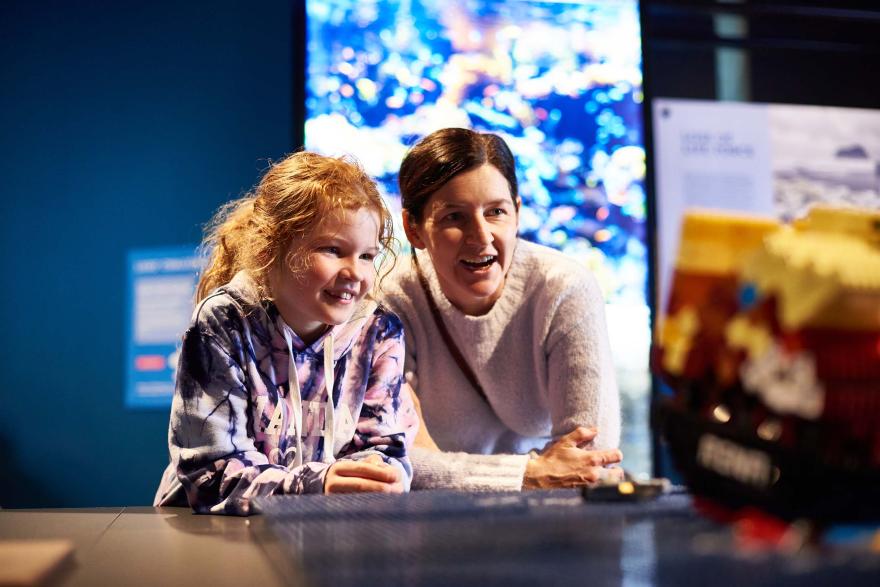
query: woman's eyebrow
[
  {"left": 433, "top": 198, "right": 513, "bottom": 211},
  {"left": 432, "top": 201, "right": 466, "bottom": 211},
  {"left": 486, "top": 198, "right": 515, "bottom": 207}
]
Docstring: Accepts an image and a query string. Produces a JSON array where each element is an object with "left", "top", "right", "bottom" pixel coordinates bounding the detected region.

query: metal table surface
[
  {"left": 0, "top": 506, "right": 284, "bottom": 586},
  {"left": 253, "top": 489, "right": 880, "bottom": 587},
  {"left": 2, "top": 491, "right": 878, "bottom": 587}
]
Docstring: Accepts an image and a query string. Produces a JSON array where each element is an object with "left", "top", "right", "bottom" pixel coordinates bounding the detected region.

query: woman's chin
[
  {"left": 454, "top": 263, "right": 501, "bottom": 285},
  {"left": 446, "top": 282, "right": 503, "bottom": 314}
]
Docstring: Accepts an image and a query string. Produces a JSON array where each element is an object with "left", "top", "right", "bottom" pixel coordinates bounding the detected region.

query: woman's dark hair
[{"left": 398, "top": 128, "right": 518, "bottom": 222}]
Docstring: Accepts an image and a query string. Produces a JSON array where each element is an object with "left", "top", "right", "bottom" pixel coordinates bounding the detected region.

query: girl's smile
[{"left": 271, "top": 206, "right": 381, "bottom": 344}]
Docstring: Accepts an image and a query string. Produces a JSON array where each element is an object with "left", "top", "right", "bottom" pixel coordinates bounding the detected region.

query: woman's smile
[
  {"left": 460, "top": 254, "right": 497, "bottom": 269},
  {"left": 405, "top": 164, "right": 520, "bottom": 316}
]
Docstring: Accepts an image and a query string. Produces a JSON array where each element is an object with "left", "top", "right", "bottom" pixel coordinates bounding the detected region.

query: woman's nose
[{"left": 465, "top": 216, "right": 493, "bottom": 246}]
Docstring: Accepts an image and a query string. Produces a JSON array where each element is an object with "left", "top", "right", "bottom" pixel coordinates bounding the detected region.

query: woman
[{"left": 379, "top": 127, "right": 623, "bottom": 491}]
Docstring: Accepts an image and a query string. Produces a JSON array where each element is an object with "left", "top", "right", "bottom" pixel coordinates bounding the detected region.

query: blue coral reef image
[{"left": 305, "top": 0, "right": 646, "bottom": 306}]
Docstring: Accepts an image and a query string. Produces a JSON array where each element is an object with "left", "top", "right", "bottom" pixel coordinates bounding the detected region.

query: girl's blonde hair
[{"left": 196, "top": 151, "right": 394, "bottom": 302}]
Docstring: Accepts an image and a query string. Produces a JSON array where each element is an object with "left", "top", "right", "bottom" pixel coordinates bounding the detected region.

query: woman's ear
[{"left": 402, "top": 210, "right": 427, "bottom": 250}]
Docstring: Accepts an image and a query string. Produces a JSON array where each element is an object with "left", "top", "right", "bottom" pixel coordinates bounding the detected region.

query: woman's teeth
[{"left": 461, "top": 255, "right": 496, "bottom": 268}]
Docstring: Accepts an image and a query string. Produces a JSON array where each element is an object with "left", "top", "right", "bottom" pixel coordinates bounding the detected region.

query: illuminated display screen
[{"left": 304, "top": 0, "right": 650, "bottom": 475}]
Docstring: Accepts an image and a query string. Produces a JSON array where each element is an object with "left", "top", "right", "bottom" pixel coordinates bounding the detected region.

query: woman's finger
[
  {"left": 582, "top": 448, "right": 623, "bottom": 467},
  {"left": 559, "top": 426, "right": 598, "bottom": 447}
]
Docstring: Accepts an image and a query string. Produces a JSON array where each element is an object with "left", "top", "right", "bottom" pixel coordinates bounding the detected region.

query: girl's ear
[{"left": 402, "top": 210, "right": 427, "bottom": 250}]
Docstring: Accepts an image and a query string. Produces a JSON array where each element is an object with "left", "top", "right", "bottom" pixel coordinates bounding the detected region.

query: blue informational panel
[{"left": 125, "top": 246, "right": 203, "bottom": 409}]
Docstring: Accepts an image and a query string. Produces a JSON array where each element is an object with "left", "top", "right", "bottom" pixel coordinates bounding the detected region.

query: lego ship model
[{"left": 654, "top": 205, "right": 880, "bottom": 522}]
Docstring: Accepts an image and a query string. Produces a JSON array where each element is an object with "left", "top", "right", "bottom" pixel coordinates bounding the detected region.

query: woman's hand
[
  {"left": 324, "top": 454, "right": 405, "bottom": 494},
  {"left": 522, "top": 427, "right": 624, "bottom": 490}
]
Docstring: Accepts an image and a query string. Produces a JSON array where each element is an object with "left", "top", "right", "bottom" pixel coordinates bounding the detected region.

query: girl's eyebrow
[{"left": 312, "top": 235, "right": 381, "bottom": 251}]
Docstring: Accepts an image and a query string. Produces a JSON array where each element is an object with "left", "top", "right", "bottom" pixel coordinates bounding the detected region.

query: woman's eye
[
  {"left": 441, "top": 212, "right": 461, "bottom": 223},
  {"left": 487, "top": 207, "right": 506, "bottom": 216}
]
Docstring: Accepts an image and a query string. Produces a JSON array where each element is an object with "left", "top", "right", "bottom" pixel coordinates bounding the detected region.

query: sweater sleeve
[
  {"left": 167, "top": 312, "right": 330, "bottom": 516},
  {"left": 410, "top": 447, "right": 529, "bottom": 491},
  {"left": 545, "top": 271, "right": 621, "bottom": 450},
  {"left": 335, "top": 313, "right": 417, "bottom": 489}
]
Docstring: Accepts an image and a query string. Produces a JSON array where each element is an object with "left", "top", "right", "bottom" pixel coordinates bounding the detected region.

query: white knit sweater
[{"left": 378, "top": 239, "right": 620, "bottom": 491}]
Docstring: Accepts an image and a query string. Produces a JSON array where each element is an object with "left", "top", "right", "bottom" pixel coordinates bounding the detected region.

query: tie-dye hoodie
[{"left": 153, "top": 271, "right": 418, "bottom": 515}]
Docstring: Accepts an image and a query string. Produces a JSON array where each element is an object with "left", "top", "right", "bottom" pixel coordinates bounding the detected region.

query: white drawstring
[
  {"left": 283, "top": 328, "right": 337, "bottom": 467},
  {"left": 282, "top": 329, "right": 304, "bottom": 468},
  {"left": 322, "top": 331, "right": 336, "bottom": 464}
]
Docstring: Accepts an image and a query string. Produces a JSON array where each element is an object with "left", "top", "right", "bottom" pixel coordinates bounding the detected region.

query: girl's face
[
  {"left": 271, "top": 206, "right": 381, "bottom": 344},
  {"left": 404, "top": 164, "right": 519, "bottom": 316}
]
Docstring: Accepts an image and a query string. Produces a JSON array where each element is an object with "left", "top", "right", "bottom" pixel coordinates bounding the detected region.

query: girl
[
  {"left": 379, "top": 128, "right": 623, "bottom": 491},
  {"left": 154, "top": 151, "right": 418, "bottom": 515}
]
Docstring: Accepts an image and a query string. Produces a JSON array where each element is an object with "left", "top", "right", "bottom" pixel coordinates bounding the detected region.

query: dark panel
[{"left": 0, "top": 0, "right": 294, "bottom": 507}]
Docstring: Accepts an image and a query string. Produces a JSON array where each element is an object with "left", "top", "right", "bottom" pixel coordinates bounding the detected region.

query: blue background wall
[{"left": 0, "top": 0, "right": 294, "bottom": 507}]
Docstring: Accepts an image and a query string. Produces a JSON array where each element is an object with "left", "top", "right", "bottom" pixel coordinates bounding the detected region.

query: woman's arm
[
  {"left": 401, "top": 384, "right": 529, "bottom": 490},
  {"left": 408, "top": 381, "right": 622, "bottom": 490},
  {"left": 545, "top": 270, "right": 622, "bottom": 451}
]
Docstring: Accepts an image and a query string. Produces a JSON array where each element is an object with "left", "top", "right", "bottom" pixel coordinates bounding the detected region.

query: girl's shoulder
[
  {"left": 365, "top": 299, "right": 406, "bottom": 338},
  {"left": 330, "top": 300, "right": 405, "bottom": 357},
  {"left": 191, "top": 272, "right": 269, "bottom": 333}
]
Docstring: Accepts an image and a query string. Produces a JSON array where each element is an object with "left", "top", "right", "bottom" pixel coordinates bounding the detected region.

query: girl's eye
[
  {"left": 359, "top": 253, "right": 375, "bottom": 262},
  {"left": 320, "top": 246, "right": 340, "bottom": 255}
]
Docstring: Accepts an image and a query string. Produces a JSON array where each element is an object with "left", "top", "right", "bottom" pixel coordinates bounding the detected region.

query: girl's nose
[{"left": 339, "top": 257, "right": 363, "bottom": 281}]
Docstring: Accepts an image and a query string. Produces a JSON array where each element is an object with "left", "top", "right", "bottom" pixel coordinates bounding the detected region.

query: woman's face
[{"left": 404, "top": 164, "right": 519, "bottom": 316}]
